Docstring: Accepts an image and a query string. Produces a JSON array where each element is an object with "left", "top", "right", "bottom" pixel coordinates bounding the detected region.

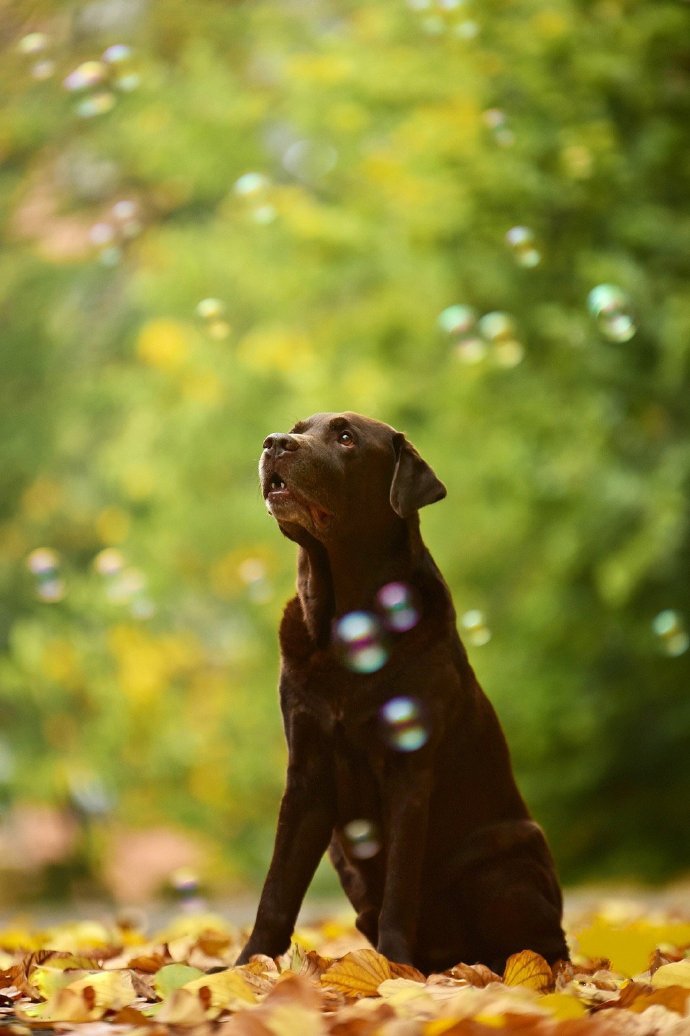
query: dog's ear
[{"left": 390, "top": 433, "right": 447, "bottom": 518}]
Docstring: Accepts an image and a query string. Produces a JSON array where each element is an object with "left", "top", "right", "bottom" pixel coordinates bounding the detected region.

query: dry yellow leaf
[
  {"left": 320, "top": 948, "right": 392, "bottom": 996},
  {"left": 502, "top": 950, "right": 553, "bottom": 992},
  {"left": 183, "top": 967, "right": 258, "bottom": 1017},
  {"left": 155, "top": 987, "right": 208, "bottom": 1027},
  {"left": 538, "top": 991, "right": 587, "bottom": 1020},
  {"left": 651, "top": 960, "right": 690, "bottom": 989}
]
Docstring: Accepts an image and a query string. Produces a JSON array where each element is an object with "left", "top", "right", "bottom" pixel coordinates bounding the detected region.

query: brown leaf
[
  {"left": 445, "top": 963, "right": 502, "bottom": 988},
  {"left": 389, "top": 961, "right": 426, "bottom": 982},
  {"left": 127, "top": 953, "right": 168, "bottom": 973},
  {"left": 503, "top": 950, "right": 553, "bottom": 992},
  {"left": 263, "top": 972, "right": 324, "bottom": 1011},
  {"left": 321, "top": 949, "right": 392, "bottom": 997},
  {"left": 615, "top": 980, "right": 690, "bottom": 1015}
]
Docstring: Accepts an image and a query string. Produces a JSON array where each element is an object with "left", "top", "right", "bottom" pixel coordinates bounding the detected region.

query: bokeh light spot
[
  {"left": 334, "top": 611, "right": 388, "bottom": 673},
  {"left": 379, "top": 696, "right": 430, "bottom": 752}
]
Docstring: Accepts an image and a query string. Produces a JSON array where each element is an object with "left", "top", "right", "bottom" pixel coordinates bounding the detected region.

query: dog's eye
[{"left": 337, "top": 430, "right": 355, "bottom": 446}]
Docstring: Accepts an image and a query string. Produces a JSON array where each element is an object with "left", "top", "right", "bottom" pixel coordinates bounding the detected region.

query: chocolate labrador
[{"left": 237, "top": 412, "right": 568, "bottom": 973}]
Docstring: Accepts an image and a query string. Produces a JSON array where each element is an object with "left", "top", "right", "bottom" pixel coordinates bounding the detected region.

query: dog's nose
[{"left": 263, "top": 433, "right": 299, "bottom": 456}]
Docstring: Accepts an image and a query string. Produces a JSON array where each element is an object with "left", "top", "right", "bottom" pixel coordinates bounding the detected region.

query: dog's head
[{"left": 259, "top": 412, "right": 446, "bottom": 543}]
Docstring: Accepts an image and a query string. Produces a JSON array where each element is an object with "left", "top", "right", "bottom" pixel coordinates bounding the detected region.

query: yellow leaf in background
[
  {"left": 321, "top": 948, "right": 392, "bottom": 996},
  {"left": 31, "top": 966, "right": 91, "bottom": 999},
  {"left": 573, "top": 917, "right": 690, "bottom": 977},
  {"left": 236, "top": 325, "right": 315, "bottom": 375},
  {"left": 502, "top": 950, "right": 553, "bottom": 992},
  {"left": 651, "top": 961, "right": 690, "bottom": 989},
  {"left": 538, "top": 991, "right": 587, "bottom": 1020},
  {"left": 157, "top": 911, "right": 233, "bottom": 944},
  {"left": 137, "top": 318, "right": 190, "bottom": 371},
  {"left": 41, "top": 921, "right": 112, "bottom": 952}
]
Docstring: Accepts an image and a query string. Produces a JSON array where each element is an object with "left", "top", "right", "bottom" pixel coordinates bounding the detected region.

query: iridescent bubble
[
  {"left": 93, "top": 547, "right": 126, "bottom": 577},
  {"left": 282, "top": 139, "right": 338, "bottom": 183},
  {"left": 376, "top": 582, "right": 419, "bottom": 632},
  {"left": 18, "top": 32, "right": 49, "bottom": 55},
  {"left": 652, "top": 610, "right": 689, "bottom": 657},
  {"left": 195, "top": 297, "right": 231, "bottom": 339},
  {"left": 343, "top": 819, "right": 382, "bottom": 860},
  {"left": 26, "top": 548, "right": 66, "bottom": 602},
  {"left": 74, "top": 90, "right": 117, "bottom": 118},
  {"left": 68, "top": 771, "right": 114, "bottom": 817},
  {"left": 587, "top": 285, "right": 637, "bottom": 342},
  {"left": 438, "top": 304, "right": 487, "bottom": 363},
  {"left": 232, "top": 173, "right": 276, "bottom": 224},
  {"left": 233, "top": 172, "right": 271, "bottom": 198},
  {"left": 505, "top": 226, "right": 542, "bottom": 268},
  {"left": 238, "top": 557, "right": 272, "bottom": 603},
  {"left": 111, "top": 199, "right": 142, "bottom": 238},
  {"left": 437, "top": 304, "right": 477, "bottom": 336},
  {"left": 102, "top": 44, "right": 140, "bottom": 91},
  {"left": 478, "top": 311, "right": 517, "bottom": 343},
  {"left": 334, "top": 611, "right": 388, "bottom": 673},
  {"left": 31, "top": 59, "right": 55, "bottom": 81},
  {"left": 460, "top": 609, "right": 492, "bottom": 646},
  {"left": 482, "top": 108, "right": 515, "bottom": 147},
  {"left": 63, "top": 60, "right": 108, "bottom": 92},
  {"left": 379, "top": 696, "right": 429, "bottom": 752},
  {"left": 478, "top": 312, "right": 524, "bottom": 366},
  {"left": 169, "top": 867, "right": 206, "bottom": 911}
]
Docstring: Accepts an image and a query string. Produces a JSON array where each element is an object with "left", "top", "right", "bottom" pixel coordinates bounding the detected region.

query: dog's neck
[{"left": 295, "top": 516, "right": 426, "bottom": 645}]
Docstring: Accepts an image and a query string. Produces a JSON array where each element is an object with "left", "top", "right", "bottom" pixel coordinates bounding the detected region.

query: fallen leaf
[
  {"left": 321, "top": 949, "right": 392, "bottom": 997},
  {"left": 503, "top": 950, "right": 553, "bottom": 992},
  {"left": 651, "top": 960, "right": 690, "bottom": 989},
  {"left": 445, "top": 963, "right": 502, "bottom": 988},
  {"left": 538, "top": 991, "right": 587, "bottom": 1020},
  {"left": 155, "top": 987, "right": 208, "bottom": 1027},
  {"left": 615, "top": 980, "right": 690, "bottom": 1015},
  {"left": 153, "top": 962, "right": 205, "bottom": 998},
  {"left": 182, "top": 967, "right": 257, "bottom": 1016}
]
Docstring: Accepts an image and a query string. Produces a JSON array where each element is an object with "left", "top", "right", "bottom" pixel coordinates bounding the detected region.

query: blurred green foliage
[{"left": 1, "top": 0, "right": 689, "bottom": 899}]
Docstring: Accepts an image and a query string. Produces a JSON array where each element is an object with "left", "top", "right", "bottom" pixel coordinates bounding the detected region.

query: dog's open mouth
[{"left": 264, "top": 473, "right": 331, "bottom": 530}]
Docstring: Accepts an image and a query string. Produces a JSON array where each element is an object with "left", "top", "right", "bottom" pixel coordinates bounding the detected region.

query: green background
[{"left": 1, "top": 0, "right": 689, "bottom": 903}]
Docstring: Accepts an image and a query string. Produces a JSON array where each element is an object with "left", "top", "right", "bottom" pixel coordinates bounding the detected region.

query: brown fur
[{"left": 237, "top": 412, "right": 568, "bottom": 973}]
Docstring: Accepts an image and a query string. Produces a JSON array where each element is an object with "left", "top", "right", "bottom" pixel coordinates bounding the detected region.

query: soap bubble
[
  {"left": 169, "top": 867, "right": 205, "bottom": 911},
  {"left": 438, "top": 304, "right": 487, "bottom": 363},
  {"left": 505, "top": 226, "right": 542, "bottom": 268},
  {"left": 111, "top": 199, "right": 142, "bottom": 238},
  {"left": 31, "top": 59, "right": 55, "bottom": 80},
  {"left": 334, "top": 611, "right": 388, "bottom": 673},
  {"left": 93, "top": 547, "right": 126, "bottom": 577},
  {"left": 63, "top": 60, "right": 109, "bottom": 92},
  {"left": 477, "top": 312, "right": 525, "bottom": 367},
  {"left": 26, "top": 548, "right": 66, "bottom": 602},
  {"left": 376, "top": 582, "right": 419, "bottom": 632},
  {"left": 68, "top": 771, "right": 114, "bottom": 818},
  {"left": 343, "top": 819, "right": 382, "bottom": 860},
  {"left": 195, "top": 298, "right": 231, "bottom": 340},
  {"left": 652, "top": 610, "right": 689, "bottom": 657},
  {"left": 587, "top": 285, "right": 637, "bottom": 342},
  {"left": 460, "top": 609, "right": 492, "bottom": 646},
  {"left": 232, "top": 172, "right": 276, "bottom": 224},
  {"left": 483, "top": 108, "right": 515, "bottom": 147},
  {"left": 18, "top": 32, "right": 49, "bottom": 55},
  {"left": 379, "top": 696, "right": 430, "bottom": 752},
  {"left": 74, "top": 91, "right": 117, "bottom": 118},
  {"left": 282, "top": 139, "right": 337, "bottom": 183},
  {"left": 102, "top": 43, "right": 140, "bottom": 91},
  {"left": 478, "top": 311, "right": 517, "bottom": 343}
]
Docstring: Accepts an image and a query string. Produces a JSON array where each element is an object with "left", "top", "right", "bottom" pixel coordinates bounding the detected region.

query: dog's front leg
[
  {"left": 236, "top": 713, "right": 335, "bottom": 964},
  {"left": 377, "top": 758, "right": 433, "bottom": 965}
]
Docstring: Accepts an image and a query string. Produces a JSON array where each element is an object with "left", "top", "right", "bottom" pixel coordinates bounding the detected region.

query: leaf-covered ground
[{"left": 2, "top": 901, "right": 690, "bottom": 1035}]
